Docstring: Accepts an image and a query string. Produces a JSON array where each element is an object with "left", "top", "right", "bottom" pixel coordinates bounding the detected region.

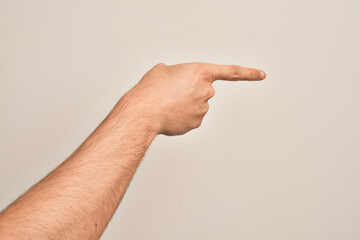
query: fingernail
[{"left": 260, "top": 71, "right": 266, "bottom": 79}]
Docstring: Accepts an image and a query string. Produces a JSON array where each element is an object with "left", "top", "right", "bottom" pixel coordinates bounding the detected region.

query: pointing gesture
[
  {"left": 206, "top": 63, "right": 266, "bottom": 82},
  {"left": 121, "top": 62, "right": 266, "bottom": 136},
  {"left": 0, "top": 61, "right": 266, "bottom": 239}
]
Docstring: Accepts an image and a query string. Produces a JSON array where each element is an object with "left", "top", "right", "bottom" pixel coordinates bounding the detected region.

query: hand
[{"left": 121, "top": 62, "right": 266, "bottom": 136}]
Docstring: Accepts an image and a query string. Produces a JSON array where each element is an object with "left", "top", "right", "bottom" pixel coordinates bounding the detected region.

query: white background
[{"left": 1, "top": 0, "right": 359, "bottom": 239}]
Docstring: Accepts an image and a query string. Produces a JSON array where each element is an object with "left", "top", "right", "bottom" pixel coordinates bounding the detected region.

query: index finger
[{"left": 205, "top": 63, "right": 266, "bottom": 82}]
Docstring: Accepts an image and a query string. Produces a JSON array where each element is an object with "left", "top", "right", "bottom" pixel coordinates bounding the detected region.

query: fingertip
[{"left": 259, "top": 71, "right": 266, "bottom": 80}]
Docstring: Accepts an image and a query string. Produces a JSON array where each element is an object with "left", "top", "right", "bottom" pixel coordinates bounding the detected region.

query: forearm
[{"left": 0, "top": 96, "right": 157, "bottom": 239}]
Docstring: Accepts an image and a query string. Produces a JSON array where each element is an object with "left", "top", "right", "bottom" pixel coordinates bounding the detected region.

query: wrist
[
  {"left": 110, "top": 94, "right": 161, "bottom": 139},
  {"left": 80, "top": 98, "right": 158, "bottom": 163}
]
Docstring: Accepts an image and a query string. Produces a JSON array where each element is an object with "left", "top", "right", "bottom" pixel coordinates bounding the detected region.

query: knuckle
[
  {"left": 190, "top": 61, "right": 203, "bottom": 69},
  {"left": 193, "top": 119, "right": 202, "bottom": 128},
  {"left": 154, "top": 62, "right": 167, "bottom": 69},
  {"left": 203, "top": 103, "right": 210, "bottom": 113},
  {"left": 192, "top": 63, "right": 206, "bottom": 77},
  {"left": 145, "top": 62, "right": 166, "bottom": 77},
  {"left": 204, "top": 85, "right": 215, "bottom": 99},
  {"left": 148, "top": 62, "right": 167, "bottom": 75},
  {"left": 232, "top": 65, "right": 241, "bottom": 79},
  {"left": 198, "top": 70, "right": 211, "bottom": 81},
  {"left": 208, "top": 86, "right": 215, "bottom": 97}
]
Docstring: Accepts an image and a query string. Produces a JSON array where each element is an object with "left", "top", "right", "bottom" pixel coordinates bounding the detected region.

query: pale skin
[{"left": 0, "top": 62, "right": 266, "bottom": 239}]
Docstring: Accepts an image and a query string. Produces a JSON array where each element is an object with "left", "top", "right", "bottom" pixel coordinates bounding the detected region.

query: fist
[{"left": 122, "top": 62, "right": 266, "bottom": 136}]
